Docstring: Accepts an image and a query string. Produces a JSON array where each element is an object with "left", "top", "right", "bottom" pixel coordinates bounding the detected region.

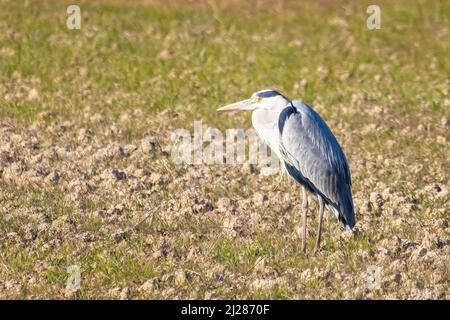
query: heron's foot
[
  {"left": 312, "top": 247, "right": 320, "bottom": 257},
  {"left": 301, "top": 244, "right": 308, "bottom": 257},
  {"left": 272, "top": 177, "right": 285, "bottom": 191}
]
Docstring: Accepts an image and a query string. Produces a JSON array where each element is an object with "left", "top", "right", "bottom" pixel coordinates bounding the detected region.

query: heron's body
[
  {"left": 218, "top": 89, "right": 355, "bottom": 254},
  {"left": 252, "top": 100, "right": 354, "bottom": 228}
]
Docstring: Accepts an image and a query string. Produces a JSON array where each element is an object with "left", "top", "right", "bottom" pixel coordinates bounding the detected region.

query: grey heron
[{"left": 218, "top": 89, "right": 355, "bottom": 254}]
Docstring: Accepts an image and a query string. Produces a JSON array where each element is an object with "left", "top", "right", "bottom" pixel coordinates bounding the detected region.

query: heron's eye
[{"left": 252, "top": 97, "right": 263, "bottom": 103}]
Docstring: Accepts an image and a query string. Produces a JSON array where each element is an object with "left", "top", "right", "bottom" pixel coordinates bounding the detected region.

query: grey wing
[{"left": 278, "top": 101, "right": 355, "bottom": 228}]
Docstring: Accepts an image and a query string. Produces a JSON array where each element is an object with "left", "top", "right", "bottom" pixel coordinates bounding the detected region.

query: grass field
[{"left": 0, "top": 0, "right": 449, "bottom": 299}]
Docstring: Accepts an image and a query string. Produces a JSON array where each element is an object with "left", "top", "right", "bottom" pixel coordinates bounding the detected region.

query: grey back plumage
[{"left": 278, "top": 100, "right": 355, "bottom": 228}]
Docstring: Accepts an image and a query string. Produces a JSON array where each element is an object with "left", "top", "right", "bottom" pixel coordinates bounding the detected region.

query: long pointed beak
[{"left": 217, "top": 99, "right": 254, "bottom": 111}]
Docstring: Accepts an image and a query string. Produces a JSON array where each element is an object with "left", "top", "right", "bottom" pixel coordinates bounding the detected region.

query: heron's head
[{"left": 217, "top": 89, "right": 290, "bottom": 112}]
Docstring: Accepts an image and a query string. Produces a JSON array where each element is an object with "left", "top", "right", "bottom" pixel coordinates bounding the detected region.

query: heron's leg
[
  {"left": 301, "top": 186, "right": 308, "bottom": 254},
  {"left": 312, "top": 196, "right": 325, "bottom": 256},
  {"left": 274, "top": 164, "right": 287, "bottom": 190},
  {"left": 274, "top": 170, "right": 284, "bottom": 190}
]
